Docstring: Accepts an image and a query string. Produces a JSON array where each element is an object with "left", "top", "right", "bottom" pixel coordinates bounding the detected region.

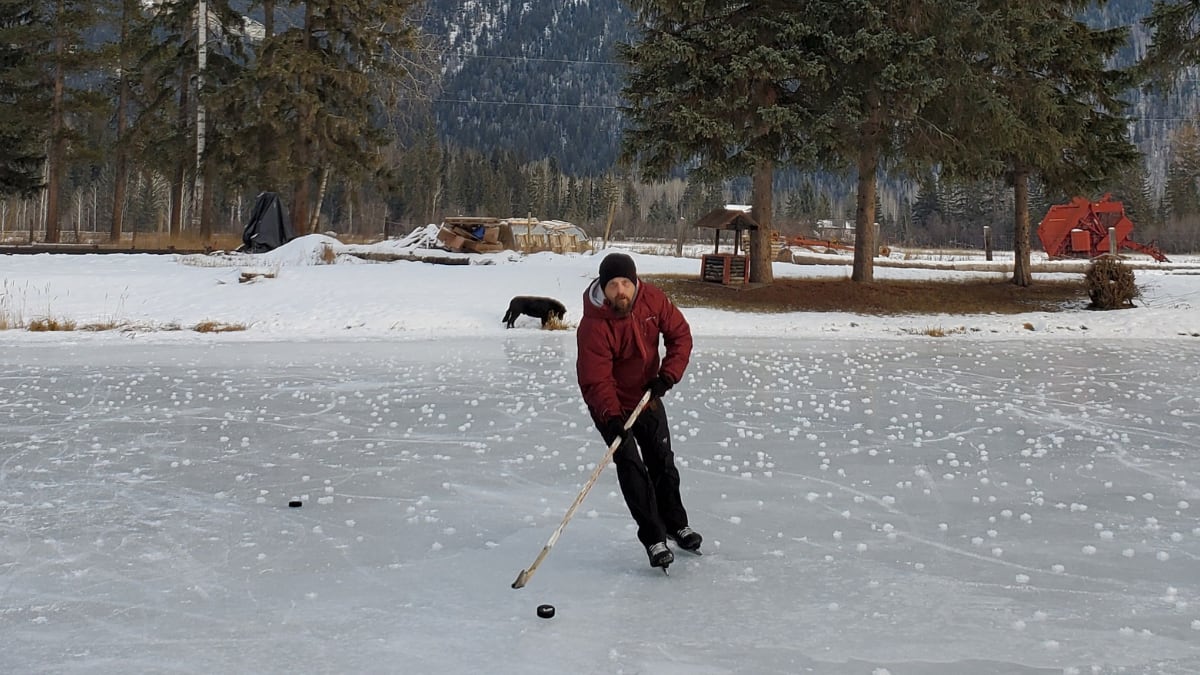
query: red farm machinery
[{"left": 1037, "top": 194, "right": 1169, "bottom": 262}]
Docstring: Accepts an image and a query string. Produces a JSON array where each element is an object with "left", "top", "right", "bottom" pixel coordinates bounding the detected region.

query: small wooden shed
[{"left": 693, "top": 208, "right": 759, "bottom": 285}]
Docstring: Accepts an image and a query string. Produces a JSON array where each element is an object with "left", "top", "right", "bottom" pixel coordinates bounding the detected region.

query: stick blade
[{"left": 511, "top": 569, "right": 530, "bottom": 589}]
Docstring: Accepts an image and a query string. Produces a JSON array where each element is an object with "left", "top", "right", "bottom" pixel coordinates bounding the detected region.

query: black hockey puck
[
  {"left": 288, "top": 500, "right": 302, "bottom": 508},
  {"left": 536, "top": 604, "right": 555, "bottom": 619}
]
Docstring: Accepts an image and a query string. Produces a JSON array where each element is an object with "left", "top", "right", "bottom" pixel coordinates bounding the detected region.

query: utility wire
[
  {"left": 432, "top": 98, "right": 620, "bottom": 110},
  {"left": 426, "top": 99, "right": 1200, "bottom": 123},
  {"left": 447, "top": 54, "right": 621, "bottom": 67}
]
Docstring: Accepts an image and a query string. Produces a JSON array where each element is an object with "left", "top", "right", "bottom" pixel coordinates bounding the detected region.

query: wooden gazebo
[{"left": 693, "top": 208, "right": 758, "bottom": 286}]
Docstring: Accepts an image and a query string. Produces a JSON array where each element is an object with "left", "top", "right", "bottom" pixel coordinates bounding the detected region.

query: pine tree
[
  {"left": 0, "top": 0, "right": 47, "bottom": 197},
  {"left": 789, "top": 0, "right": 980, "bottom": 281},
  {"left": 1140, "top": 1, "right": 1200, "bottom": 89},
  {"left": 619, "top": 3, "right": 829, "bottom": 283},
  {"left": 224, "top": 0, "right": 421, "bottom": 234},
  {"left": 39, "top": 0, "right": 113, "bottom": 242},
  {"left": 910, "top": 173, "right": 942, "bottom": 242},
  {"left": 621, "top": 1, "right": 993, "bottom": 283},
  {"left": 525, "top": 160, "right": 548, "bottom": 218},
  {"left": 546, "top": 157, "right": 562, "bottom": 218},
  {"left": 129, "top": 0, "right": 243, "bottom": 239},
  {"left": 102, "top": 0, "right": 143, "bottom": 242},
  {"left": 1163, "top": 122, "right": 1200, "bottom": 221},
  {"left": 932, "top": 1, "right": 1137, "bottom": 286},
  {"left": 622, "top": 179, "right": 641, "bottom": 226},
  {"left": 1108, "top": 156, "right": 1157, "bottom": 239}
]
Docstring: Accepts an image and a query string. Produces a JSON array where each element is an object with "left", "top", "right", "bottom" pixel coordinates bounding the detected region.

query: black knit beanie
[{"left": 598, "top": 253, "right": 638, "bottom": 289}]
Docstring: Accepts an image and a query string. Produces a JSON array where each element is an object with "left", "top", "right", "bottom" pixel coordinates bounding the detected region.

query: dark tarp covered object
[{"left": 239, "top": 192, "right": 295, "bottom": 253}]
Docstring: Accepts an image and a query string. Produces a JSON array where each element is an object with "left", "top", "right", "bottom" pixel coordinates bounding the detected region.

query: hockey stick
[{"left": 511, "top": 390, "right": 653, "bottom": 589}]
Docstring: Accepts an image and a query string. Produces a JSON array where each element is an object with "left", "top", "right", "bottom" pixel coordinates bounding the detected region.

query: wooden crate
[{"left": 701, "top": 253, "right": 747, "bottom": 285}]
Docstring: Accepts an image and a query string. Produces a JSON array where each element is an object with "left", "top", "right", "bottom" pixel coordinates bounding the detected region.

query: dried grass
[
  {"left": 319, "top": 243, "right": 337, "bottom": 264},
  {"left": 0, "top": 281, "right": 22, "bottom": 329},
  {"left": 27, "top": 317, "right": 77, "bottom": 331},
  {"left": 902, "top": 325, "right": 967, "bottom": 337},
  {"left": 126, "top": 232, "right": 242, "bottom": 251},
  {"left": 192, "top": 320, "right": 248, "bottom": 333},
  {"left": 81, "top": 320, "right": 123, "bottom": 331},
  {"left": 650, "top": 275, "right": 1086, "bottom": 315}
]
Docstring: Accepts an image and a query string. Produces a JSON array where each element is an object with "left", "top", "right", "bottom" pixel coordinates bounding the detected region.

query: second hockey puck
[
  {"left": 288, "top": 500, "right": 302, "bottom": 508},
  {"left": 536, "top": 604, "right": 555, "bottom": 619}
]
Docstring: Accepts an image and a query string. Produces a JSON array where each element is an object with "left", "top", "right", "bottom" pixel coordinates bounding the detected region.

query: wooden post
[
  {"left": 983, "top": 226, "right": 993, "bottom": 261},
  {"left": 1108, "top": 227, "right": 1117, "bottom": 256}
]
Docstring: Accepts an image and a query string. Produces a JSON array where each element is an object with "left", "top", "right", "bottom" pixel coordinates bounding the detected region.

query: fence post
[
  {"left": 1108, "top": 227, "right": 1117, "bottom": 256},
  {"left": 983, "top": 226, "right": 992, "bottom": 261}
]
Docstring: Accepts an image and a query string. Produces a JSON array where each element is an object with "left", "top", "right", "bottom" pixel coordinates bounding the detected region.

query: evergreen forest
[{"left": 4, "top": 0, "right": 1200, "bottom": 257}]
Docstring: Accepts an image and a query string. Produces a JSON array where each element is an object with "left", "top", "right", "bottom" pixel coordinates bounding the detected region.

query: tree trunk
[
  {"left": 110, "top": 0, "right": 135, "bottom": 244},
  {"left": 170, "top": 65, "right": 191, "bottom": 240},
  {"left": 851, "top": 93, "right": 884, "bottom": 283},
  {"left": 200, "top": 158, "right": 215, "bottom": 243},
  {"left": 110, "top": 128, "right": 128, "bottom": 243},
  {"left": 851, "top": 166, "right": 878, "bottom": 283},
  {"left": 292, "top": 178, "right": 309, "bottom": 236},
  {"left": 263, "top": 0, "right": 274, "bottom": 37},
  {"left": 170, "top": 165, "right": 186, "bottom": 240},
  {"left": 191, "top": 0, "right": 208, "bottom": 235},
  {"left": 1011, "top": 166, "right": 1033, "bottom": 287},
  {"left": 288, "top": 2, "right": 316, "bottom": 236},
  {"left": 602, "top": 196, "right": 616, "bottom": 248},
  {"left": 749, "top": 160, "right": 775, "bottom": 284},
  {"left": 310, "top": 166, "right": 330, "bottom": 232},
  {"left": 44, "top": 2, "right": 67, "bottom": 244}
]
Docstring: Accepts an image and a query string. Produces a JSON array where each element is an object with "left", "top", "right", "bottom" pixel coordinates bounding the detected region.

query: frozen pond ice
[{"left": 2, "top": 337, "right": 1199, "bottom": 674}]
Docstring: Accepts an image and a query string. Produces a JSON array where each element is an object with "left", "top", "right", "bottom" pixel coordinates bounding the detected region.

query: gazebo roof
[{"left": 693, "top": 208, "right": 760, "bottom": 231}]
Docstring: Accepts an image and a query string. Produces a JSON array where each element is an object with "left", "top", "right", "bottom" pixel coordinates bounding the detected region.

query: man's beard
[{"left": 609, "top": 295, "right": 633, "bottom": 315}]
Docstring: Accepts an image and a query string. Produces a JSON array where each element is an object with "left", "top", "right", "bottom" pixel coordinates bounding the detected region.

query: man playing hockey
[{"left": 575, "top": 252, "right": 702, "bottom": 569}]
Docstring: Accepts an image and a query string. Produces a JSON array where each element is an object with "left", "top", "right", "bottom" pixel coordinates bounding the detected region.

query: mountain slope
[
  {"left": 423, "top": 0, "right": 1197, "bottom": 193},
  {"left": 424, "top": 0, "right": 633, "bottom": 175}
]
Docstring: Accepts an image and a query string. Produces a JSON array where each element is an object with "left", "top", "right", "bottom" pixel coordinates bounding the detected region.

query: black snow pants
[{"left": 594, "top": 401, "right": 689, "bottom": 548}]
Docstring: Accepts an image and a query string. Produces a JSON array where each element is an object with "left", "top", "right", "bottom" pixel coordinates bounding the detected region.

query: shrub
[
  {"left": 319, "top": 243, "right": 336, "bottom": 264},
  {"left": 1085, "top": 256, "right": 1139, "bottom": 310},
  {"left": 27, "top": 317, "right": 77, "bottom": 331}
]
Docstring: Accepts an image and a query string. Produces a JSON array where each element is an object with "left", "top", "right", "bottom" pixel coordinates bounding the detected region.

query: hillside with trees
[{"left": 3, "top": 0, "right": 1200, "bottom": 261}]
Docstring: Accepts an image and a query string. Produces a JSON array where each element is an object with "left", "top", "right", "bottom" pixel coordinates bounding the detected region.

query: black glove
[
  {"left": 601, "top": 416, "right": 628, "bottom": 444},
  {"left": 645, "top": 373, "right": 674, "bottom": 400}
]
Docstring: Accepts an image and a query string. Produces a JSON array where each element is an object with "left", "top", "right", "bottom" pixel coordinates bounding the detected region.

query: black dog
[{"left": 503, "top": 296, "right": 567, "bottom": 328}]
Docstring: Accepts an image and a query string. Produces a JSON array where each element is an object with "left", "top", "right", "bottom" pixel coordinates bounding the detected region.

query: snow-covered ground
[
  {"left": 1, "top": 233, "right": 1199, "bottom": 342},
  {"left": 2, "top": 237, "right": 1200, "bottom": 673}
]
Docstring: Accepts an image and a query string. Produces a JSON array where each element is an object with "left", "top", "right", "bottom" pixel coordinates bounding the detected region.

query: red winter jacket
[{"left": 576, "top": 278, "right": 692, "bottom": 421}]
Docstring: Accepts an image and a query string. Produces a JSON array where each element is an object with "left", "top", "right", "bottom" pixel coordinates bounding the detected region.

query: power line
[
  {"left": 433, "top": 97, "right": 621, "bottom": 110},
  {"left": 448, "top": 53, "right": 622, "bottom": 67},
  {"left": 426, "top": 100, "right": 1200, "bottom": 122}
]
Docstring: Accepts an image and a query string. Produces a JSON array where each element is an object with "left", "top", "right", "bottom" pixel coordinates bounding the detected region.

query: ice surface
[{"left": 2, "top": 337, "right": 1199, "bottom": 674}]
